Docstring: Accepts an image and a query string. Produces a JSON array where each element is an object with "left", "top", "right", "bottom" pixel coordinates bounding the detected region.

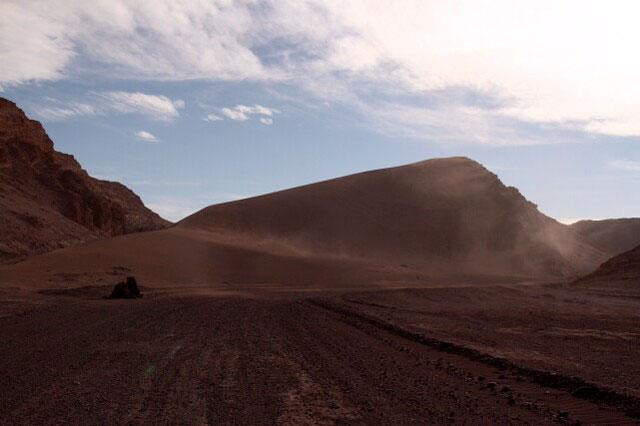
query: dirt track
[{"left": 1, "top": 290, "right": 636, "bottom": 425}]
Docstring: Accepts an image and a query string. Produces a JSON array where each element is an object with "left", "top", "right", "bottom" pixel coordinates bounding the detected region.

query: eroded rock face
[{"left": 0, "top": 97, "right": 170, "bottom": 263}]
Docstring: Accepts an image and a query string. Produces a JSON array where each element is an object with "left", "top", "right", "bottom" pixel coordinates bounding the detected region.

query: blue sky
[{"left": 2, "top": 1, "right": 639, "bottom": 222}]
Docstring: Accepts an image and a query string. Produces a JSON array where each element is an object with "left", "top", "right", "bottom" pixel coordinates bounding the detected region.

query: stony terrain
[{"left": 1, "top": 282, "right": 639, "bottom": 425}]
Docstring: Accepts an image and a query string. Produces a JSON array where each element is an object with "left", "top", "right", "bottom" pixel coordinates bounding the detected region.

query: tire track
[{"left": 308, "top": 298, "right": 640, "bottom": 423}]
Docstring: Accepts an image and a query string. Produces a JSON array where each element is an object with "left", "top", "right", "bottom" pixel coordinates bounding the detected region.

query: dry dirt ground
[{"left": 1, "top": 281, "right": 639, "bottom": 425}]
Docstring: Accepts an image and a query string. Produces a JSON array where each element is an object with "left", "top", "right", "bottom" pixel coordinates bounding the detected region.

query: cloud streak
[
  {"left": 32, "top": 101, "right": 96, "bottom": 121},
  {"left": 100, "top": 91, "right": 184, "bottom": 121},
  {"left": 135, "top": 130, "right": 157, "bottom": 142},
  {"left": 218, "top": 104, "right": 278, "bottom": 123},
  {"left": 5, "top": 1, "right": 640, "bottom": 143},
  {"left": 32, "top": 91, "right": 184, "bottom": 122}
]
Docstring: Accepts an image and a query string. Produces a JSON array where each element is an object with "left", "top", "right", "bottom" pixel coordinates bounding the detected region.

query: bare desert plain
[{"left": 1, "top": 245, "right": 640, "bottom": 425}]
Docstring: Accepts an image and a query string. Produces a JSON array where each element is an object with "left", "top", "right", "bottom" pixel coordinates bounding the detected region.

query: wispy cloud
[
  {"left": 217, "top": 104, "right": 279, "bottom": 123},
  {"left": 6, "top": 1, "right": 640, "bottom": 143},
  {"left": 100, "top": 91, "right": 184, "bottom": 121},
  {"left": 204, "top": 113, "right": 223, "bottom": 122},
  {"left": 135, "top": 130, "right": 157, "bottom": 142},
  {"left": 32, "top": 91, "right": 184, "bottom": 122},
  {"left": 32, "top": 102, "right": 96, "bottom": 121},
  {"left": 609, "top": 159, "right": 640, "bottom": 172},
  {"left": 221, "top": 106, "right": 250, "bottom": 121}
]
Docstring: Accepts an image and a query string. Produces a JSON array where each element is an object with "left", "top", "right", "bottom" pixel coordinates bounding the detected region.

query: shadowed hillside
[
  {"left": 0, "top": 98, "right": 169, "bottom": 263},
  {"left": 578, "top": 244, "right": 640, "bottom": 285},
  {"left": 571, "top": 218, "right": 640, "bottom": 256},
  {"left": 180, "top": 157, "right": 606, "bottom": 279}
]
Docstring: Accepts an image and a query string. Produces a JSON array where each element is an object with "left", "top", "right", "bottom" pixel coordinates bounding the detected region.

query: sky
[{"left": 1, "top": 1, "right": 639, "bottom": 222}]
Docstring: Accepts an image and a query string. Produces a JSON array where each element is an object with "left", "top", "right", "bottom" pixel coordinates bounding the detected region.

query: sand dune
[
  {"left": 1, "top": 157, "right": 608, "bottom": 291},
  {"left": 180, "top": 157, "right": 606, "bottom": 279}
]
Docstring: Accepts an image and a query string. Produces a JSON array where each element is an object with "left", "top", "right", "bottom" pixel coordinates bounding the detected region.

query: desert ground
[{"left": 1, "top": 230, "right": 639, "bottom": 425}]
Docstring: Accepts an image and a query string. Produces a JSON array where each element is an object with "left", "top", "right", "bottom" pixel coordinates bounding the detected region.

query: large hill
[
  {"left": 179, "top": 156, "right": 606, "bottom": 279},
  {"left": 570, "top": 218, "right": 640, "bottom": 256},
  {"left": 0, "top": 98, "right": 168, "bottom": 263},
  {"left": 1, "top": 153, "right": 609, "bottom": 289}
]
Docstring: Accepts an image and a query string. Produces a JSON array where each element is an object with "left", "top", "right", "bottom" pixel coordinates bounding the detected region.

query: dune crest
[{"left": 180, "top": 157, "right": 606, "bottom": 279}]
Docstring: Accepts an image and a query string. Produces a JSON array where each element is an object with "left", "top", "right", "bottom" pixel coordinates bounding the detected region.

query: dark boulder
[{"left": 108, "top": 276, "right": 142, "bottom": 299}]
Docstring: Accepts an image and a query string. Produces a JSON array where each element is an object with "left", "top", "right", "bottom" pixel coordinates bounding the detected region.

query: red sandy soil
[
  {"left": 1, "top": 284, "right": 638, "bottom": 424},
  {"left": 571, "top": 219, "right": 640, "bottom": 256},
  {"left": 0, "top": 223, "right": 637, "bottom": 423},
  {"left": 0, "top": 97, "right": 168, "bottom": 263}
]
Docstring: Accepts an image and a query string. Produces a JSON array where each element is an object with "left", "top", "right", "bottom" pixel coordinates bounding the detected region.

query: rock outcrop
[
  {"left": 108, "top": 276, "right": 142, "bottom": 299},
  {"left": 0, "top": 97, "right": 169, "bottom": 263}
]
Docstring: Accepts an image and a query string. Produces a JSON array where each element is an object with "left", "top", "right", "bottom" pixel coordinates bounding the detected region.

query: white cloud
[
  {"left": 32, "top": 102, "right": 96, "bottom": 121},
  {"left": 221, "top": 107, "right": 249, "bottom": 121},
  {"left": 135, "top": 130, "right": 157, "bottom": 142},
  {"left": 221, "top": 104, "right": 278, "bottom": 122},
  {"left": 32, "top": 91, "right": 183, "bottom": 122},
  {"left": 0, "top": 0, "right": 268, "bottom": 86},
  {"left": 204, "top": 113, "right": 223, "bottom": 122},
  {"left": 0, "top": 2, "right": 74, "bottom": 85},
  {"left": 100, "top": 91, "right": 184, "bottom": 121},
  {"left": 609, "top": 160, "right": 640, "bottom": 172},
  {"left": 6, "top": 1, "right": 640, "bottom": 142},
  {"left": 259, "top": 117, "right": 273, "bottom": 125}
]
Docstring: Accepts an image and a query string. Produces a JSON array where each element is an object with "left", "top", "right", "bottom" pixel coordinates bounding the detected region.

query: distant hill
[
  {"left": 577, "top": 244, "right": 640, "bottom": 285},
  {"left": 571, "top": 218, "right": 640, "bottom": 256},
  {"left": 0, "top": 97, "right": 169, "bottom": 263},
  {"left": 180, "top": 157, "right": 607, "bottom": 279}
]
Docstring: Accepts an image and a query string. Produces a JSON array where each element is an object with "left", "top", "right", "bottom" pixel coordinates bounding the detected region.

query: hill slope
[
  {"left": 180, "top": 157, "right": 606, "bottom": 279},
  {"left": 571, "top": 218, "right": 640, "bottom": 256},
  {"left": 0, "top": 98, "right": 169, "bottom": 263},
  {"left": 578, "top": 244, "right": 640, "bottom": 285},
  {"left": 1, "top": 157, "right": 609, "bottom": 290}
]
